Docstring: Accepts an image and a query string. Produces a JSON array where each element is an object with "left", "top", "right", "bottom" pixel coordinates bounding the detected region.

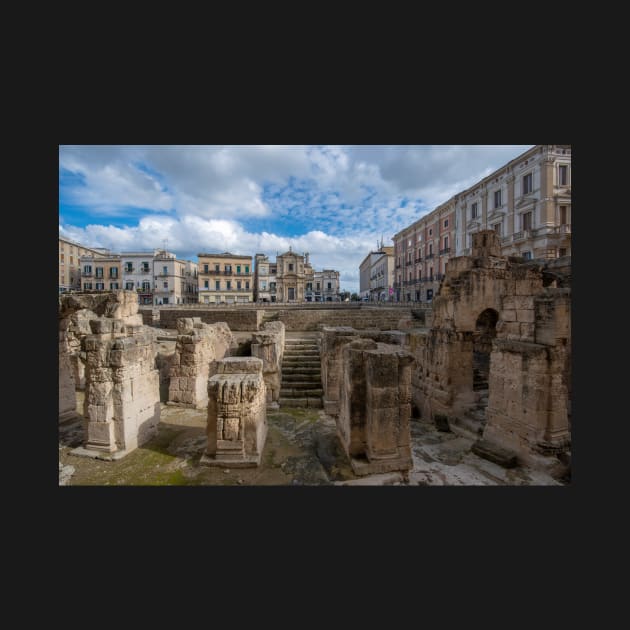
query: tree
[{"left": 351, "top": 293, "right": 359, "bottom": 301}]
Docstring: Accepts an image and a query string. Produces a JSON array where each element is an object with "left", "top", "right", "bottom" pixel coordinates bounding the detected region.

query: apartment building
[
  {"left": 313, "top": 269, "right": 340, "bottom": 302},
  {"left": 393, "top": 199, "right": 456, "bottom": 303},
  {"left": 152, "top": 250, "right": 199, "bottom": 305},
  {"left": 254, "top": 253, "right": 278, "bottom": 303},
  {"left": 198, "top": 252, "right": 253, "bottom": 304},
  {"left": 121, "top": 251, "right": 156, "bottom": 305},
  {"left": 369, "top": 246, "right": 394, "bottom": 301},
  {"left": 59, "top": 237, "right": 107, "bottom": 293},
  {"left": 392, "top": 144, "right": 571, "bottom": 303},
  {"left": 79, "top": 253, "right": 122, "bottom": 292},
  {"left": 455, "top": 144, "right": 571, "bottom": 260}
]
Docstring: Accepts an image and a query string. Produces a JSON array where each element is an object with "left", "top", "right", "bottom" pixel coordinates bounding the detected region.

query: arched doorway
[{"left": 473, "top": 308, "right": 498, "bottom": 392}]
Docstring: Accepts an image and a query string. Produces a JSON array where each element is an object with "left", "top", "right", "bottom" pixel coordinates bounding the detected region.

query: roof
[{"left": 197, "top": 252, "right": 252, "bottom": 260}]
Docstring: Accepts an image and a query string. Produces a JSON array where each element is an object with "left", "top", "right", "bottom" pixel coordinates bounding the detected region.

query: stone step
[
  {"left": 282, "top": 359, "right": 321, "bottom": 367},
  {"left": 284, "top": 345, "right": 319, "bottom": 352},
  {"left": 471, "top": 439, "right": 518, "bottom": 468},
  {"left": 280, "top": 380, "right": 323, "bottom": 388},
  {"left": 281, "top": 366, "right": 321, "bottom": 375},
  {"left": 283, "top": 349, "right": 320, "bottom": 356},
  {"left": 281, "top": 373, "right": 322, "bottom": 382},
  {"left": 280, "top": 388, "right": 324, "bottom": 397},
  {"left": 279, "top": 397, "right": 323, "bottom": 409}
]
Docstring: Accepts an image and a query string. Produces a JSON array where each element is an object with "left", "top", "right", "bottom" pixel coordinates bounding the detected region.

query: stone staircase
[{"left": 279, "top": 338, "right": 323, "bottom": 408}]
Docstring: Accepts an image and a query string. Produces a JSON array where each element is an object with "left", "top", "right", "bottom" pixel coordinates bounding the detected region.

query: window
[
  {"left": 95, "top": 267, "right": 103, "bottom": 278},
  {"left": 429, "top": 228, "right": 433, "bottom": 237},
  {"left": 429, "top": 267, "right": 433, "bottom": 281},
  {"left": 237, "top": 265, "right": 241, "bottom": 274},
  {"left": 494, "top": 222, "right": 502, "bottom": 235},
  {"left": 142, "top": 281, "right": 150, "bottom": 291},
  {"left": 245, "top": 281, "right": 249, "bottom": 290},
  {"left": 261, "top": 281, "right": 267, "bottom": 290},
  {"left": 289, "top": 263, "right": 294, "bottom": 271},
  {"left": 215, "top": 264, "right": 220, "bottom": 272},
  {"left": 245, "top": 265, "right": 249, "bottom": 273},
  {"left": 126, "top": 282, "right": 134, "bottom": 290},
  {"left": 163, "top": 281, "right": 168, "bottom": 289},
  {"left": 494, "top": 190, "right": 502, "bottom": 208},
  {"left": 523, "top": 173, "right": 533, "bottom": 195},
  {"left": 96, "top": 282, "right": 104, "bottom": 290},
  {"left": 125, "top": 262, "right": 133, "bottom": 272},
  {"left": 560, "top": 205, "right": 568, "bottom": 225},
  {"left": 472, "top": 202, "right": 478, "bottom": 219},
  {"left": 60, "top": 254, "right": 64, "bottom": 262},
  {"left": 444, "top": 236, "right": 449, "bottom": 250},
  {"left": 225, "top": 265, "right": 232, "bottom": 273},
  {"left": 523, "top": 211, "right": 532, "bottom": 231},
  {"left": 429, "top": 243, "right": 433, "bottom": 256},
  {"left": 226, "top": 281, "right": 231, "bottom": 290},
  {"left": 522, "top": 251, "right": 532, "bottom": 261},
  {"left": 163, "top": 266, "right": 168, "bottom": 275},
  {"left": 408, "top": 239, "right": 412, "bottom": 247},
  {"left": 84, "top": 283, "right": 92, "bottom": 290},
  {"left": 215, "top": 280, "right": 220, "bottom": 290},
  {"left": 204, "top": 280, "right": 209, "bottom": 288},
  {"left": 408, "top": 254, "right": 412, "bottom": 264},
  {"left": 142, "top": 262, "right": 149, "bottom": 272},
  {"left": 70, "top": 256, "right": 73, "bottom": 264},
  {"left": 328, "top": 282, "right": 332, "bottom": 289},
  {"left": 110, "top": 282, "right": 119, "bottom": 290},
  {"left": 204, "top": 264, "right": 209, "bottom": 273},
  {"left": 316, "top": 283, "right": 320, "bottom": 290},
  {"left": 110, "top": 267, "right": 118, "bottom": 278},
  {"left": 444, "top": 219, "right": 448, "bottom": 228},
  {"left": 306, "top": 282, "right": 312, "bottom": 291},
  {"left": 237, "top": 281, "right": 242, "bottom": 289},
  {"left": 559, "top": 248, "right": 567, "bottom": 257},
  {"left": 559, "top": 165, "right": 569, "bottom": 186}
]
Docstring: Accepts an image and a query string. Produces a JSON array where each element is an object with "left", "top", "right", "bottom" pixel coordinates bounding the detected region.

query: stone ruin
[
  {"left": 409, "top": 230, "right": 571, "bottom": 470},
  {"left": 59, "top": 291, "right": 161, "bottom": 458},
  {"left": 167, "top": 317, "right": 233, "bottom": 408},
  {"left": 320, "top": 327, "right": 414, "bottom": 476},
  {"left": 250, "top": 321, "right": 285, "bottom": 409},
  {"left": 201, "top": 357, "right": 267, "bottom": 467}
]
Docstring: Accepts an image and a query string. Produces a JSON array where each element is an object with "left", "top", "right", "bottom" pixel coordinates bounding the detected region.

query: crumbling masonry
[
  {"left": 59, "top": 291, "right": 161, "bottom": 458},
  {"left": 409, "top": 230, "right": 571, "bottom": 467},
  {"left": 250, "top": 321, "right": 285, "bottom": 408},
  {"left": 167, "top": 317, "right": 233, "bottom": 408}
]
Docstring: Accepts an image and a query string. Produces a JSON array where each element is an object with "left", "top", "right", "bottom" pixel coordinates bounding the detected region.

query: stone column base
[
  {"left": 70, "top": 446, "right": 130, "bottom": 461},
  {"left": 350, "top": 455, "right": 412, "bottom": 476},
  {"left": 199, "top": 452, "right": 262, "bottom": 468}
]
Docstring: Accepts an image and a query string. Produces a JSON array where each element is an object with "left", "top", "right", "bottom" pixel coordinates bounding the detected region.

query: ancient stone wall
[
  {"left": 202, "top": 357, "right": 267, "bottom": 467},
  {"left": 274, "top": 308, "right": 412, "bottom": 331},
  {"left": 59, "top": 291, "right": 161, "bottom": 457},
  {"left": 250, "top": 321, "right": 285, "bottom": 407},
  {"left": 167, "top": 318, "right": 233, "bottom": 408},
  {"left": 320, "top": 327, "right": 408, "bottom": 417},
  {"left": 158, "top": 308, "right": 262, "bottom": 331},
  {"left": 337, "top": 339, "right": 414, "bottom": 475},
  {"left": 407, "top": 231, "right": 571, "bottom": 468}
]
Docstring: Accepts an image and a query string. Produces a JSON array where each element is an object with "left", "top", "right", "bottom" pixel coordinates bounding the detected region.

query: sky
[{"left": 59, "top": 145, "right": 533, "bottom": 294}]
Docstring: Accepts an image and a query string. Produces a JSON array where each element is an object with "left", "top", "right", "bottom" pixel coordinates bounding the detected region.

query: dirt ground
[{"left": 59, "top": 390, "right": 564, "bottom": 486}]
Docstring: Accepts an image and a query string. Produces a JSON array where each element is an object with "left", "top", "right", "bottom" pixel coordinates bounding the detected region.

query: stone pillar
[
  {"left": 251, "top": 321, "right": 285, "bottom": 408},
  {"left": 506, "top": 173, "right": 515, "bottom": 237},
  {"left": 540, "top": 149, "right": 556, "bottom": 226},
  {"left": 320, "top": 326, "right": 360, "bottom": 416},
  {"left": 168, "top": 317, "right": 233, "bottom": 408},
  {"left": 59, "top": 327, "right": 77, "bottom": 423},
  {"left": 79, "top": 318, "right": 160, "bottom": 457},
  {"left": 202, "top": 357, "right": 267, "bottom": 467},
  {"left": 337, "top": 339, "right": 414, "bottom": 476}
]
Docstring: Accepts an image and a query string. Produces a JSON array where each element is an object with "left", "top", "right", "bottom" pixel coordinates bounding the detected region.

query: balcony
[
  {"left": 439, "top": 248, "right": 451, "bottom": 255},
  {"left": 560, "top": 224, "right": 571, "bottom": 235},
  {"left": 425, "top": 253, "right": 435, "bottom": 260},
  {"left": 82, "top": 271, "right": 93, "bottom": 277},
  {"left": 395, "top": 264, "right": 401, "bottom": 269},
  {"left": 124, "top": 267, "right": 134, "bottom": 273},
  {"left": 415, "top": 258, "right": 422, "bottom": 263},
  {"left": 512, "top": 231, "right": 525, "bottom": 242},
  {"left": 140, "top": 268, "right": 151, "bottom": 274},
  {"left": 157, "top": 272, "right": 169, "bottom": 276}
]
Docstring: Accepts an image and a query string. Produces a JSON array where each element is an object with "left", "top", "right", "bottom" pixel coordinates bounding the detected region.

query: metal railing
[{"left": 439, "top": 247, "right": 450, "bottom": 255}]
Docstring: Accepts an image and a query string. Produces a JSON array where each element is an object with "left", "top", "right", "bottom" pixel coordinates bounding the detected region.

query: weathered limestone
[
  {"left": 167, "top": 318, "right": 233, "bottom": 408},
  {"left": 201, "top": 357, "right": 267, "bottom": 467},
  {"left": 59, "top": 291, "right": 144, "bottom": 423},
  {"left": 250, "top": 321, "right": 285, "bottom": 408},
  {"left": 407, "top": 231, "right": 571, "bottom": 469},
  {"left": 337, "top": 339, "right": 414, "bottom": 476}
]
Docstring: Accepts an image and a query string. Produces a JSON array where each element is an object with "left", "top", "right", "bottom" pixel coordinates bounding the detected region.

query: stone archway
[{"left": 473, "top": 308, "right": 499, "bottom": 392}]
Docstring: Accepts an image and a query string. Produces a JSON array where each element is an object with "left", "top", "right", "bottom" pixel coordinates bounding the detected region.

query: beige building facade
[
  {"left": 59, "top": 237, "right": 107, "bottom": 293},
  {"left": 275, "top": 248, "right": 314, "bottom": 303},
  {"left": 79, "top": 253, "right": 122, "bottom": 292},
  {"left": 392, "top": 144, "right": 571, "bottom": 303},
  {"left": 254, "top": 254, "right": 278, "bottom": 303},
  {"left": 153, "top": 250, "right": 199, "bottom": 305},
  {"left": 198, "top": 252, "right": 253, "bottom": 304},
  {"left": 313, "top": 269, "right": 340, "bottom": 302},
  {"left": 369, "top": 246, "right": 394, "bottom": 301}
]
